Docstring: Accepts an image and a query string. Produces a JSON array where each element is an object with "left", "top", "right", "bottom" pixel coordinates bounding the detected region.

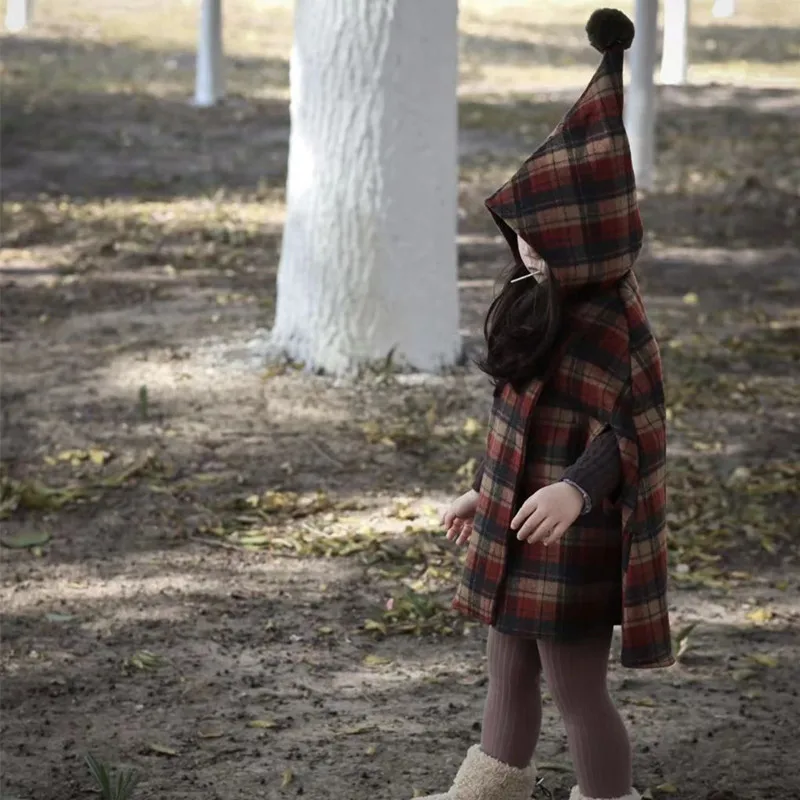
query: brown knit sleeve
[
  {"left": 472, "top": 457, "right": 485, "bottom": 492},
  {"left": 561, "top": 427, "right": 621, "bottom": 511}
]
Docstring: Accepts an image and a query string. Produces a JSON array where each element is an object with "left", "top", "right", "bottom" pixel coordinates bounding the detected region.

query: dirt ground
[{"left": 1, "top": 2, "right": 799, "bottom": 799}]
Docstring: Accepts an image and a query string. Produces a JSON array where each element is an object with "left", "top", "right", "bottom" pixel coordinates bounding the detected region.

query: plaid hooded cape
[{"left": 453, "top": 9, "right": 673, "bottom": 669}]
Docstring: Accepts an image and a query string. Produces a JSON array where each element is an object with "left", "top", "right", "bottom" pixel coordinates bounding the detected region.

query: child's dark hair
[{"left": 477, "top": 259, "right": 562, "bottom": 393}]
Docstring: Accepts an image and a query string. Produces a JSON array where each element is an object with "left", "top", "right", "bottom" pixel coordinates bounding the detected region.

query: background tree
[
  {"left": 660, "top": 0, "right": 690, "bottom": 86},
  {"left": 194, "top": 0, "right": 225, "bottom": 107},
  {"left": 5, "top": 0, "right": 34, "bottom": 32},
  {"left": 625, "top": 0, "right": 659, "bottom": 192},
  {"left": 269, "top": 0, "right": 462, "bottom": 375}
]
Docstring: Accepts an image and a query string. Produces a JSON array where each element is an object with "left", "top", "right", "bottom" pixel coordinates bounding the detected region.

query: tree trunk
[
  {"left": 5, "top": 0, "right": 33, "bottom": 32},
  {"left": 660, "top": 0, "right": 689, "bottom": 86},
  {"left": 271, "top": 0, "right": 461, "bottom": 375},
  {"left": 625, "top": 0, "right": 659, "bottom": 192},
  {"left": 194, "top": 0, "right": 225, "bottom": 107},
  {"left": 712, "top": 0, "right": 736, "bottom": 18}
]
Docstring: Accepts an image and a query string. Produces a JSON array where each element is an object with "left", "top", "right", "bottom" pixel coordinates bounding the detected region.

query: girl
[{"left": 423, "top": 10, "right": 673, "bottom": 800}]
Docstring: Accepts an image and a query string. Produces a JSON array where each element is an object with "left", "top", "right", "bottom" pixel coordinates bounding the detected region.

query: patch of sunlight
[
  {"left": 456, "top": 233, "right": 501, "bottom": 246},
  {"left": 461, "top": 0, "right": 800, "bottom": 30},
  {"left": 94, "top": 344, "right": 359, "bottom": 428},
  {"left": 670, "top": 592, "right": 800, "bottom": 626},
  {"left": 460, "top": 66, "right": 590, "bottom": 94},
  {"left": 54, "top": 197, "right": 285, "bottom": 229},
  {"left": 461, "top": 0, "right": 634, "bottom": 26},
  {"left": 29, "top": 0, "right": 294, "bottom": 57},
  {"left": 648, "top": 245, "right": 793, "bottom": 265},
  {"left": 666, "top": 441, "right": 749, "bottom": 460},
  {"left": 458, "top": 279, "right": 496, "bottom": 290},
  {"left": 0, "top": 244, "right": 81, "bottom": 272},
  {"left": 1, "top": 555, "right": 358, "bottom": 614},
  {"left": 332, "top": 655, "right": 477, "bottom": 694},
  {"left": 691, "top": 64, "right": 800, "bottom": 88}
]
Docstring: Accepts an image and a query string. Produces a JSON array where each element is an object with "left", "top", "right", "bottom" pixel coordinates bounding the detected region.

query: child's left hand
[{"left": 510, "top": 482, "right": 584, "bottom": 545}]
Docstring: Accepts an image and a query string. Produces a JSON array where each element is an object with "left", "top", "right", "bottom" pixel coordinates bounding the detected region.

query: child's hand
[
  {"left": 441, "top": 489, "right": 480, "bottom": 547},
  {"left": 510, "top": 482, "right": 583, "bottom": 545}
]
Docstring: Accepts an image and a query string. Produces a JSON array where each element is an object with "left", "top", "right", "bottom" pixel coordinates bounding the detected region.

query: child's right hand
[{"left": 441, "top": 489, "right": 480, "bottom": 547}]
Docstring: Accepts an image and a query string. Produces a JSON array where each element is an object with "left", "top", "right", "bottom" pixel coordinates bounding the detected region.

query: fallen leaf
[
  {"left": 341, "top": 724, "right": 377, "bottom": 736},
  {"left": 745, "top": 608, "right": 774, "bottom": 624},
  {"left": 45, "top": 612, "right": 76, "bottom": 623},
  {"left": 89, "top": 449, "right": 111, "bottom": 466},
  {"left": 1, "top": 530, "right": 52, "bottom": 549},
  {"left": 463, "top": 417, "right": 481, "bottom": 437},
  {"left": 682, "top": 292, "right": 700, "bottom": 305},
  {"left": 197, "top": 724, "right": 226, "bottom": 739},
  {"left": 760, "top": 536, "right": 777, "bottom": 554},
  {"left": 127, "top": 650, "right": 166, "bottom": 671},
  {"left": 147, "top": 742, "right": 178, "bottom": 757},
  {"left": 363, "top": 619, "right": 388, "bottom": 635},
  {"left": 536, "top": 760, "right": 573, "bottom": 773},
  {"left": 56, "top": 449, "right": 86, "bottom": 465},
  {"left": 281, "top": 768, "right": 294, "bottom": 788},
  {"left": 749, "top": 653, "right": 779, "bottom": 668},
  {"left": 363, "top": 654, "right": 392, "bottom": 667},
  {"left": 727, "top": 466, "right": 751, "bottom": 485},
  {"left": 674, "top": 621, "right": 697, "bottom": 645},
  {"left": 655, "top": 783, "right": 679, "bottom": 794},
  {"left": 236, "top": 533, "right": 271, "bottom": 547},
  {"left": 247, "top": 719, "right": 278, "bottom": 729}
]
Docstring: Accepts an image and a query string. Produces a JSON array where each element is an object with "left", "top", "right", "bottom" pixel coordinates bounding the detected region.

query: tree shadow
[
  {"left": 1, "top": 35, "right": 290, "bottom": 201},
  {"left": 2, "top": 576, "right": 798, "bottom": 799},
  {"left": 0, "top": 34, "right": 290, "bottom": 93},
  {"left": 459, "top": 84, "right": 799, "bottom": 251},
  {"left": 2, "top": 16, "right": 798, "bottom": 800},
  {"left": 461, "top": 22, "right": 800, "bottom": 69},
  {"left": 461, "top": 27, "right": 600, "bottom": 70},
  {"left": 685, "top": 24, "right": 800, "bottom": 66}
]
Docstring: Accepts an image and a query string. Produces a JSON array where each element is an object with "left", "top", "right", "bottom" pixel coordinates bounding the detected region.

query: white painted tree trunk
[
  {"left": 712, "top": 0, "right": 736, "bottom": 18},
  {"left": 271, "top": 0, "right": 461, "bottom": 375},
  {"left": 5, "top": 0, "right": 33, "bottom": 32},
  {"left": 660, "top": 0, "right": 689, "bottom": 86},
  {"left": 625, "top": 0, "right": 659, "bottom": 192},
  {"left": 194, "top": 0, "right": 225, "bottom": 107}
]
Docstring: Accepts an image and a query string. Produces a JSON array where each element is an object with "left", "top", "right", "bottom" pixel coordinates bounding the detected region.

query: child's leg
[
  {"left": 538, "top": 628, "right": 633, "bottom": 798},
  {"left": 480, "top": 627, "right": 543, "bottom": 768}
]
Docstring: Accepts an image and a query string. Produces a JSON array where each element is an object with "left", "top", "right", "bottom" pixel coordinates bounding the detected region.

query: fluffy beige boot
[
  {"left": 569, "top": 785, "right": 641, "bottom": 800},
  {"left": 415, "top": 745, "right": 536, "bottom": 800}
]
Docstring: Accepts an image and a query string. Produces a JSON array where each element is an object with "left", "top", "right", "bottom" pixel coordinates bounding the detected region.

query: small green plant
[
  {"left": 85, "top": 754, "right": 139, "bottom": 800},
  {"left": 138, "top": 385, "right": 149, "bottom": 420}
]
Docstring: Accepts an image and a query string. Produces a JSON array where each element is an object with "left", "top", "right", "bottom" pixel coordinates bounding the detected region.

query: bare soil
[{"left": 1, "top": 2, "right": 799, "bottom": 799}]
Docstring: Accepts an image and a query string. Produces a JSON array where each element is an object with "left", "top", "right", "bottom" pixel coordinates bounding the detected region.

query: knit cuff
[
  {"left": 561, "top": 478, "right": 592, "bottom": 515},
  {"left": 472, "top": 458, "right": 485, "bottom": 493}
]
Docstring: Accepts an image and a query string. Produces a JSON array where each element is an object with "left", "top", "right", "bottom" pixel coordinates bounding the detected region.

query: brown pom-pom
[{"left": 586, "top": 8, "right": 635, "bottom": 52}]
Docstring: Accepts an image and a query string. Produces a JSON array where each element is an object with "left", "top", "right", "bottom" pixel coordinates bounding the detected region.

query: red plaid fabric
[
  {"left": 453, "top": 37, "right": 673, "bottom": 670},
  {"left": 485, "top": 48, "right": 642, "bottom": 293}
]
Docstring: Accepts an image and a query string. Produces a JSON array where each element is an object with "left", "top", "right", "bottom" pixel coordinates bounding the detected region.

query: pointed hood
[{"left": 485, "top": 8, "right": 642, "bottom": 291}]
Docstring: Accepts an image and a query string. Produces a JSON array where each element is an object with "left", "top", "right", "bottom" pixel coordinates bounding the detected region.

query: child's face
[{"left": 517, "top": 235, "right": 548, "bottom": 282}]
